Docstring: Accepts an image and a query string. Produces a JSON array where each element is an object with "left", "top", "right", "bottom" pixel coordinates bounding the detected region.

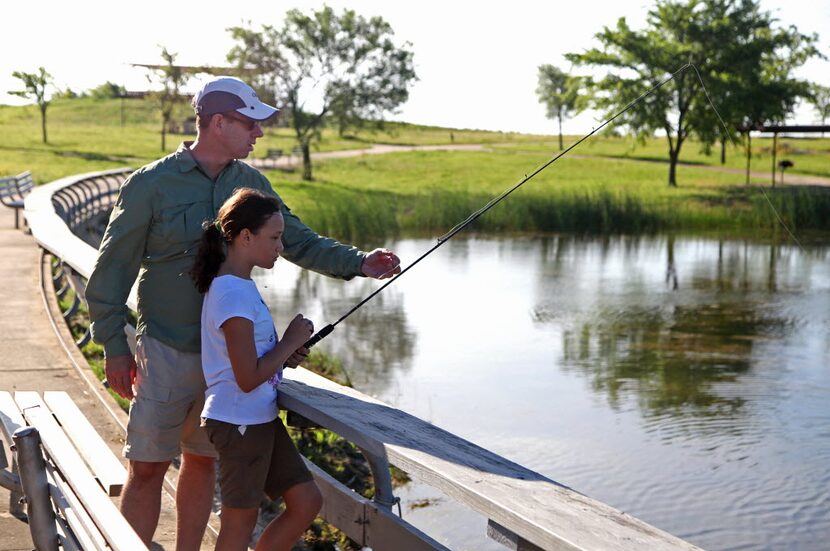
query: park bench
[
  {"left": 0, "top": 170, "right": 34, "bottom": 229},
  {"left": 265, "top": 148, "right": 283, "bottom": 168},
  {"left": 0, "top": 390, "right": 146, "bottom": 551}
]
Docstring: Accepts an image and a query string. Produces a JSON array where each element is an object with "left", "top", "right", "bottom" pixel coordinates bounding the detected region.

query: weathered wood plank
[
  {"left": 43, "top": 392, "right": 125, "bottom": 496},
  {"left": 0, "top": 391, "right": 26, "bottom": 441},
  {"left": 46, "top": 462, "right": 107, "bottom": 551},
  {"left": 14, "top": 392, "right": 146, "bottom": 551},
  {"left": 305, "top": 458, "right": 448, "bottom": 550},
  {"left": 280, "top": 368, "right": 702, "bottom": 551}
]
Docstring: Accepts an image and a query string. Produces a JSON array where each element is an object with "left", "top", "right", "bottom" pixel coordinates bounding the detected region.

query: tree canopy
[
  {"left": 808, "top": 84, "right": 830, "bottom": 128},
  {"left": 536, "top": 65, "right": 582, "bottom": 151},
  {"left": 228, "top": 6, "right": 417, "bottom": 180},
  {"left": 144, "top": 47, "right": 190, "bottom": 151},
  {"left": 566, "top": 0, "right": 820, "bottom": 186},
  {"left": 10, "top": 67, "right": 54, "bottom": 143}
]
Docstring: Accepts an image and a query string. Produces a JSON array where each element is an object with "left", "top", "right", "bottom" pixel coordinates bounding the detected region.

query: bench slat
[
  {"left": 43, "top": 392, "right": 125, "bottom": 497},
  {"left": 0, "top": 391, "right": 26, "bottom": 440},
  {"left": 14, "top": 392, "right": 146, "bottom": 551},
  {"left": 0, "top": 391, "right": 26, "bottom": 469},
  {"left": 46, "top": 463, "right": 107, "bottom": 551}
]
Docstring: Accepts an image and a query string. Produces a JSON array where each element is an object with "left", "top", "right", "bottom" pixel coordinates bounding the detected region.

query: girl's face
[{"left": 244, "top": 212, "right": 285, "bottom": 269}]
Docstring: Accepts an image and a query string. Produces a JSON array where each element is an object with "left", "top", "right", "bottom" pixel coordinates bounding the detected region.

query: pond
[{"left": 255, "top": 234, "right": 830, "bottom": 551}]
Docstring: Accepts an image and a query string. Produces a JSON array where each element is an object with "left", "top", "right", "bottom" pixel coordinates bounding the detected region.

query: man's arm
[
  {"left": 279, "top": 206, "right": 367, "bottom": 279},
  {"left": 86, "top": 175, "right": 153, "bottom": 359},
  {"left": 257, "top": 177, "right": 400, "bottom": 279}
]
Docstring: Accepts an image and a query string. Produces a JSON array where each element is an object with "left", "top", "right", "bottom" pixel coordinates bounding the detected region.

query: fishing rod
[{"left": 298, "top": 62, "right": 800, "bottom": 352}]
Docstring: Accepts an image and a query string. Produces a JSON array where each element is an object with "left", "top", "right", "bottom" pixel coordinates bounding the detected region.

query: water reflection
[
  {"left": 255, "top": 263, "right": 417, "bottom": 393},
  {"left": 558, "top": 302, "right": 787, "bottom": 416}
]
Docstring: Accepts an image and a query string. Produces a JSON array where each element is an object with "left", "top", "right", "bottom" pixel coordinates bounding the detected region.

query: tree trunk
[
  {"left": 558, "top": 114, "right": 564, "bottom": 151},
  {"left": 668, "top": 148, "right": 679, "bottom": 187},
  {"left": 720, "top": 136, "right": 726, "bottom": 165},
  {"left": 161, "top": 116, "right": 167, "bottom": 152},
  {"left": 40, "top": 104, "right": 47, "bottom": 144},
  {"left": 301, "top": 141, "right": 312, "bottom": 181}
]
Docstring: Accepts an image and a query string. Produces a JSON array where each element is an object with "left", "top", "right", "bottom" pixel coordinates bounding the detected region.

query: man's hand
[
  {"left": 362, "top": 248, "right": 401, "bottom": 279},
  {"left": 105, "top": 355, "right": 137, "bottom": 400}
]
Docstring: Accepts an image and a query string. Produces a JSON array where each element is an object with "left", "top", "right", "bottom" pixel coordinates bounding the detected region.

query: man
[{"left": 86, "top": 76, "right": 400, "bottom": 549}]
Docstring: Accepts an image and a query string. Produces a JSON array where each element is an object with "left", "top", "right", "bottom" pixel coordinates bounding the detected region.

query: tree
[
  {"left": 536, "top": 65, "right": 581, "bottom": 151},
  {"left": 689, "top": 0, "right": 817, "bottom": 164},
  {"left": 89, "top": 81, "right": 127, "bottom": 100},
  {"left": 10, "top": 67, "right": 54, "bottom": 143},
  {"left": 228, "top": 6, "right": 417, "bottom": 180},
  {"left": 145, "top": 47, "right": 189, "bottom": 151},
  {"left": 566, "top": 0, "right": 819, "bottom": 186},
  {"left": 808, "top": 84, "right": 830, "bottom": 135}
]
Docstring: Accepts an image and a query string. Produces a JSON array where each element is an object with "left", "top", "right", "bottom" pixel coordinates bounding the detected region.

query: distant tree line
[{"left": 537, "top": 0, "right": 826, "bottom": 186}]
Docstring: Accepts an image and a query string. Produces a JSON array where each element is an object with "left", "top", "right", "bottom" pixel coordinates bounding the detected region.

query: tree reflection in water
[
  {"left": 256, "top": 266, "right": 417, "bottom": 393},
  {"left": 532, "top": 234, "right": 799, "bottom": 424},
  {"left": 559, "top": 302, "right": 789, "bottom": 415}
]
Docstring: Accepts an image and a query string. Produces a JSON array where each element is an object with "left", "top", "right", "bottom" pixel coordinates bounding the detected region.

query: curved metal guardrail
[{"left": 24, "top": 168, "right": 703, "bottom": 551}]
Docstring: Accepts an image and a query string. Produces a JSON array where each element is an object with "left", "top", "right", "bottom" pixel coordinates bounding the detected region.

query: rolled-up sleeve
[{"left": 86, "top": 175, "right": 153, "bottom": 357}]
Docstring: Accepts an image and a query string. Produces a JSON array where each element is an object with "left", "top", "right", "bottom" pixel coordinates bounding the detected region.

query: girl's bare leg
[{"left": 255, "top": 481, "right": 322, "bottom": 551}]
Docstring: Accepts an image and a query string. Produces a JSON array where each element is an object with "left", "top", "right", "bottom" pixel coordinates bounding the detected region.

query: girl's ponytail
[{"left": 191, "top": 220, "right": 226, "bottom": 293}]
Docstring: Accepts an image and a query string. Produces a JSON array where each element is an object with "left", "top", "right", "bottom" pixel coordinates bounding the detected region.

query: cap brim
[{"left": 236, "top": 101, "right": 279, "bottom": 121}]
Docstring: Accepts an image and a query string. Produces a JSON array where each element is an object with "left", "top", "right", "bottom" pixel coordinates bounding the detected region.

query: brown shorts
[
  {"left": 125, "top": 336, "right": 216, "bottom": 462},
  {"left": 203, "top": 417, "right": 313, "bottom": 509}
]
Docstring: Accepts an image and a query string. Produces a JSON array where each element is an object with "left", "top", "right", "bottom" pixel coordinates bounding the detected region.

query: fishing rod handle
[
  {"left": 283, "top": 324, "right": 335, "bottom": 370},
  {"left": 303, "top": 323, "right": 334, "bottom": 350}
]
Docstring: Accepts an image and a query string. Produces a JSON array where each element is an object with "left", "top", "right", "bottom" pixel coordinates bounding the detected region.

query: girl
[{"left": 191, "top": 188, "right": 322, "bottom": 551}]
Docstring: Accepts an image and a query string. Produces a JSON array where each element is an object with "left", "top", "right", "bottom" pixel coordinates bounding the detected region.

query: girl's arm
[{"left": 222, "top": 314, "right": 314, "bottom": 393}]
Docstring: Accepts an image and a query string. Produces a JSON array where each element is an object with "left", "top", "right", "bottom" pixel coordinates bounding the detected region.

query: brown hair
[{"left": 190, "top": 188, "right": 283, "bottom": 293}]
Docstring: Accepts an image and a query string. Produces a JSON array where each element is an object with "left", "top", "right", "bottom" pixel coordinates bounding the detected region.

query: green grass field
[{"left": 2, "top": 96, "right": 829, "bottom": 243}]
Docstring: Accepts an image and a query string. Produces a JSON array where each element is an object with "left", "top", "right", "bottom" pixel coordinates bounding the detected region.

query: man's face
[{"left": 219, "top": 111, "right": 264, "bottom": 159}]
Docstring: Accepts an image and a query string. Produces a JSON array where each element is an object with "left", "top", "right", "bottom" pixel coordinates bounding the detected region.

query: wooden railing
[{"left": 24, "top": 169, "right": 703, "bottom": 551}]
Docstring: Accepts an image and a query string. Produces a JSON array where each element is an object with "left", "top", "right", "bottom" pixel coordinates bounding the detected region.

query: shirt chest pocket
[{"left": 151, "top": 201, "right": 213, "bottom": 246}]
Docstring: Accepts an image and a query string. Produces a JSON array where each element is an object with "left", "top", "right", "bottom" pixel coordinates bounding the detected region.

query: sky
[{"left": 3, "top": 0, "right": 829, "bottom": 135}]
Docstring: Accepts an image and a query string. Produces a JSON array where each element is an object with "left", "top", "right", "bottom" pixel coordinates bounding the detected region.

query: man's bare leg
[
  {"left": 175, "top": 453, "right": 216, "bottom": 551},
  {"left": 120, "top": 460, "right": 170, "bottom": 546}
]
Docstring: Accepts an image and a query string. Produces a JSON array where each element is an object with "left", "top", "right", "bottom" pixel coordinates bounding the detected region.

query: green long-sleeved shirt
[{"left": 87, "top": 143, "right": 365, "bottom": 357}]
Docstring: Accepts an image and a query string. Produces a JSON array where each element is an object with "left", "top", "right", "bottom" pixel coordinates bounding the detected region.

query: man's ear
[{"left": 209, "top": 113, "right": 225, "bottom": 132}]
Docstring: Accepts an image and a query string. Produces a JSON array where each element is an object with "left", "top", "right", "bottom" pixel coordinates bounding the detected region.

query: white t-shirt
[{"left": 200, "top": 275, "right": 281, "bottom": 425}]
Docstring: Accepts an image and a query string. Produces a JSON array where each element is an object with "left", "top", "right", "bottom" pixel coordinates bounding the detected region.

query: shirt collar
[
  {"left": 175, "top": 142, "right": 199, "bottom": 173},
  {"left": 174, "top": 141, "right": 238, "bottom": 177}
]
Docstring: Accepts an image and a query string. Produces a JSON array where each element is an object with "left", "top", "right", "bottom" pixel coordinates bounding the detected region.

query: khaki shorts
[
  {"left": 203, "top": 417, "right": 313, "bottom": 509},
  {"left": 124, "top": 335, "right": 217, "bottom": 462}
]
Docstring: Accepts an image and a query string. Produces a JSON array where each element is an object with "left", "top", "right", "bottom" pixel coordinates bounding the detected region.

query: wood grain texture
[
  {"left": 280, "top": 368, "right": 702, "bottom": 551},
  {"left": 43, "top": 392, "right": 125, "bottom": 497}
]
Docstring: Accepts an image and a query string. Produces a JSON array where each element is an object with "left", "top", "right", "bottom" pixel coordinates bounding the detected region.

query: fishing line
[
  {"left": 299, "top": 62, "right": 801, "bottom": 351},
  {"left": 688, "top": 64, "right": 805, "bottom": 252}
]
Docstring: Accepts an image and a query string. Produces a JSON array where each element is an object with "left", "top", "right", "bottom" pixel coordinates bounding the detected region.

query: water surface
[{"left": 256, "top": 235, "right": 830, "bottom": 550}]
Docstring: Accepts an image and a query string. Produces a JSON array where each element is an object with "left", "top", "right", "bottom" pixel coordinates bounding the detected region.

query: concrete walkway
[{"left": 0, "top": 207, "right": 195, "bottom": 550}]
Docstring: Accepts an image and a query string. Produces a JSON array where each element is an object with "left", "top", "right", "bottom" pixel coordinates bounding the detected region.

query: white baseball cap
[{"left": 194, "top": 76, "right": 278, "bottom": 121}]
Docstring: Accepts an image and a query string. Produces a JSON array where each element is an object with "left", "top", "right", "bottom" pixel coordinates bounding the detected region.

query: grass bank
[
  {"left": 268, "top": 149, "right": 830, "bottom": 245},
  {"left": 2, "top": 97, "right": 829, "bottom": 243}
]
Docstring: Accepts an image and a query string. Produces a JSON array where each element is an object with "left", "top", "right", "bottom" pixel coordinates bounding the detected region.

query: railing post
[
  {"left": 13, "top": 427, "right": 59, "bottom": 551},
  {"left": 356, "top": 446, "right": 398, "bottom": 511}
]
